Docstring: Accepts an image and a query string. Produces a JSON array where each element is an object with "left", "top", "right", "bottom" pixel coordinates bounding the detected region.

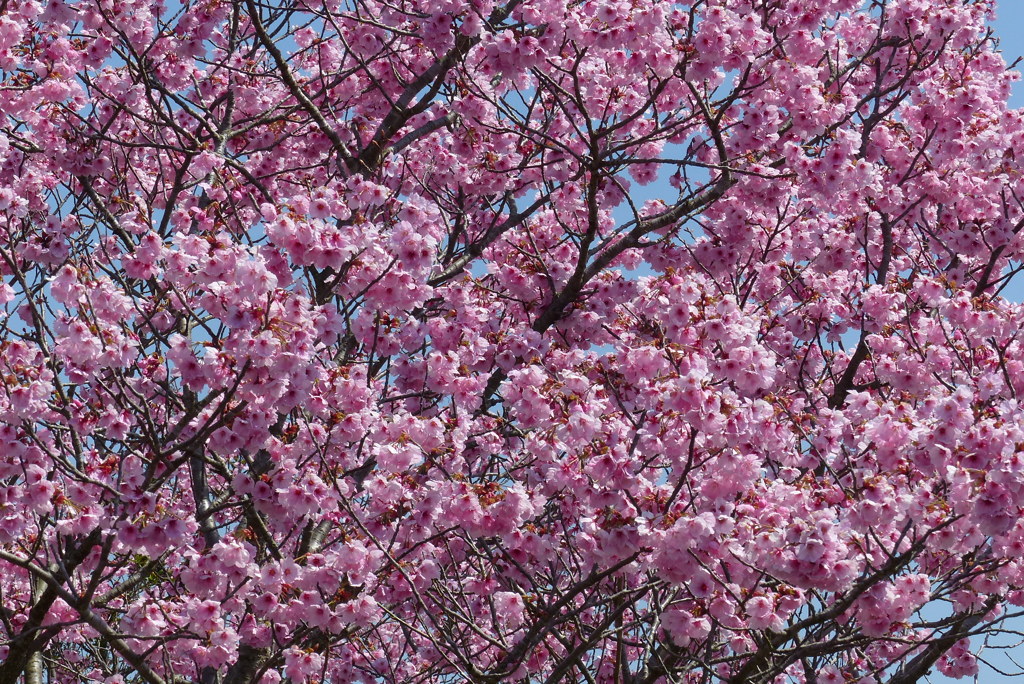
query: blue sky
[{"left": 995, "top": 2, "right": 1024, "bottom": 109}]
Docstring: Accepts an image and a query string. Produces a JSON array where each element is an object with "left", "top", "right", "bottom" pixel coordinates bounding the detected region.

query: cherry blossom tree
[{"left": 2, "top": 0, "right": 1024, "bottom": 681}]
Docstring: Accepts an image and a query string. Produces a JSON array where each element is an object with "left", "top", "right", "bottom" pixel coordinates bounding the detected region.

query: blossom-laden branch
[{"left": 0, "top": 0, "right": 1022, "bottom": 682}]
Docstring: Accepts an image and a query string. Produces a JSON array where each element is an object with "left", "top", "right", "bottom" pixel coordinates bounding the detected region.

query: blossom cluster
[{"left": 0, "top": 0, "right": 1021, "bottom": 682}]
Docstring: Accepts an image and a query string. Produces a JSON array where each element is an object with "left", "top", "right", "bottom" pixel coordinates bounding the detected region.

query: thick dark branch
[
  {"left": 887, "top": 597, "right": 1000, "bottom": 684},
  {"left": 727, "top": 538, "right": 923, "bottom": 684},
  {"left": 0, "top": 530, "right": 102, "bottom": 684},
  {"left": 429, "top": 191, "right": 552, "bottom": 287},
  {"left": 828, "top": 333, "right": 872, "bottom": 410},
  {"left": 223, "top": 644, "right": 271, "bottom": 684},
  {"left": 245, "top": 0, "right": 353, "bottom": 168},
  {"left": 190, "top": 445, "right": 222, "bottom": 550},
  {"left": 354, "top": 0, "right": 527, "bottom": 174},
  {"left": 484, "top": 554, "right": 642, "bottom": 681}
]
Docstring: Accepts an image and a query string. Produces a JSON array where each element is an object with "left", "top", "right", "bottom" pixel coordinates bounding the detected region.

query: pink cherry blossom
[{"left": 0, "top": 0, "right": 1021, "bottom": 682}]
